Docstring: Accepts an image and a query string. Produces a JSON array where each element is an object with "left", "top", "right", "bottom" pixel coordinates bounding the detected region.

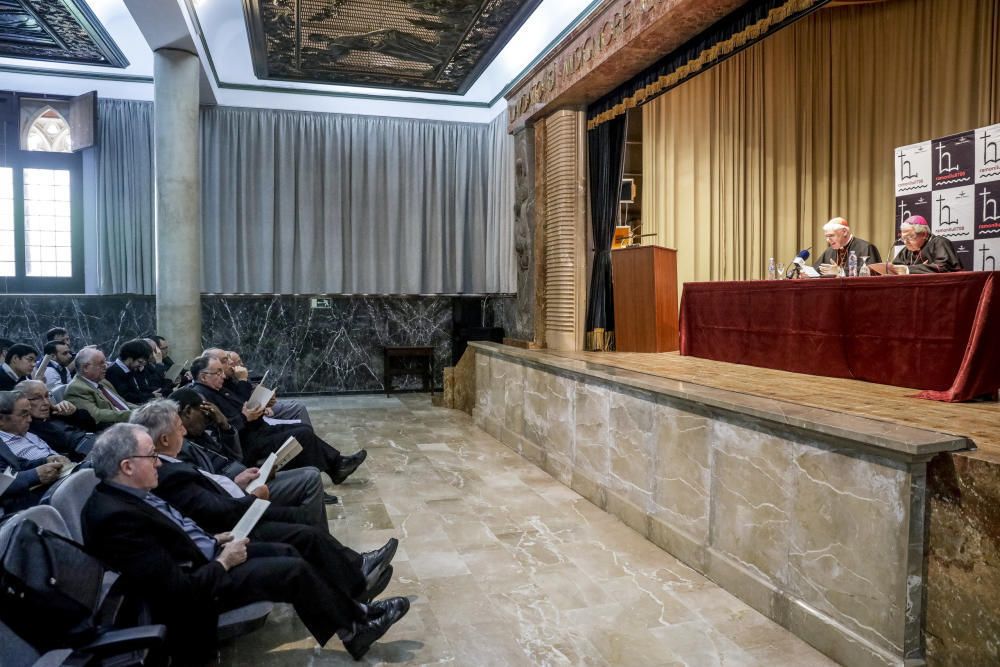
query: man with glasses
[
  {"left": 17, "top": 379, "right": 95, "bottom": 457},
  {"left": 64, "top": 347, "right": 136, "bottom": 428},
  {"left": 82, "top": 424, "right": 409, "bottom": 663},
  {"left": 889, "top": 214, "right": 963, "bottom": 274},
  {"left": 191, "top": 355, "right": 367, "bottom": 484},
  {"left": 0, "top": 391, "right": 69, "bottom": 512},
  {"left": 1, "top": 344, "right": 37, "bottom": 391}
]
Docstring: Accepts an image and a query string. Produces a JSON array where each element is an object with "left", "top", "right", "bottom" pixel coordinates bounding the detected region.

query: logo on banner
[
  {"left": 976, "top": 123, "right": 1000, "bottom": 183},
  {"left": 932, "top": 186, "right": 974, "bottom": 239},
  {"left": 977, "top": 185, "right": 1000, "bottom": 238},
  {"left": 954, "top": 240, "right": 975, "bottom": 271},
  {"left": 896, "top": 194, "right": 932, "bottom": 237},
  {"left": 975, "top": 239, "right": 999, "bottom": 271},
  {"left": 895, "top": 141, "right": 931, "bottom": 194},
  {"left": 932, "top": 132, "right": 974, "bottom": 189}
]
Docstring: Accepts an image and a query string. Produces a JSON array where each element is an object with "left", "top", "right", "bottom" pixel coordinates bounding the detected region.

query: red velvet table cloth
[{"left": 678, "top": 272, "right": 1000, "bottom": 402}]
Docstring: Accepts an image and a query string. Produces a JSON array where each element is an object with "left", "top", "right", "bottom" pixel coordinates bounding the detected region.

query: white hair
[
  {"left": 75, "top": 347, "right": 104, "bottom": 367},
  {"left": 823, "top": 218, "right": 850, "bottom": 233}
]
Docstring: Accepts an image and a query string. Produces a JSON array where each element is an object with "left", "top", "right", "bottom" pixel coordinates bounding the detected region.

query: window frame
[{"left": 0, "top": 93, "right": 84, "bottom": 294}]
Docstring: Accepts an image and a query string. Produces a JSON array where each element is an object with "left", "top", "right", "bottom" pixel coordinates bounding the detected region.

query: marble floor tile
[{"left": 219, "top": 395, "right": 837, "bottom": 666}]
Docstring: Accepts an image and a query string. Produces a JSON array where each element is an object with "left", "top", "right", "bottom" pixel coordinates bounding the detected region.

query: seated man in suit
[
  {"left": 17, "top": 380, "right": 96, "bottom": 457},
  {"left": 39, "top": 339, "right": 75, "bottom": 389},
  {"left": 1, "top": 344, "right": 37, "bottom": 391},
  {"left": 190, "top": 355, "right": 366, "bottom": 482},
  {"left": 130, "top": 399, "right": 398, "bottom": 602},
  {"left": 83, "top": 423, "right": 409, "bottom": 663},
  {"left": 64, "top": 347, "right": 136, "bottom": 428},
  {"left": 203, "top": 348, "right": 312, "bottom": 426},
  {"left": 106, "top": 339, "right": 159, "bottom": 404},
  {"left": 0, "top": 391, "right": 70, "bottom": 513},
  {"left": 171, "top": 388, "right": 332, "bottom": 527}
]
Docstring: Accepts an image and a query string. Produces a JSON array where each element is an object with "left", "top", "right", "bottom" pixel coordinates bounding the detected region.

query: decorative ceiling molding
[
  {"left": 243, "top": 0, "right": 543, "bottom": 94},
  {"left": 0, "top": 0, "right": 129, "bottom": 68}
]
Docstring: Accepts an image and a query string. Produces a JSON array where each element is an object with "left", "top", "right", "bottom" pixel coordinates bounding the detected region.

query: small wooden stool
[{"left": 383, "top": 346, "right": 434, "bottom": 396}]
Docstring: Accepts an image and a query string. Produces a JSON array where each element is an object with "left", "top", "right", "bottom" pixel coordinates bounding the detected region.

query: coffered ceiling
[{"left": 0, "top": 0, "right": 600, "bottom": 121}]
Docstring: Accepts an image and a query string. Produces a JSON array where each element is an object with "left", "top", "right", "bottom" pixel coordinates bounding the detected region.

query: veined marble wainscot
[{"left": 470, "top": 342, "right": 970, "bottom": 667}]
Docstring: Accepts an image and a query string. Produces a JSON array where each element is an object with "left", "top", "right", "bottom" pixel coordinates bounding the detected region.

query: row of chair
[{"left": 1, "top": 470, "right": 273, "bottom": 666}]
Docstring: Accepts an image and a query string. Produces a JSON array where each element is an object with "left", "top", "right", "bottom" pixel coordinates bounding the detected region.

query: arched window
[{"left": 25, "top": 108, "right": 72, "bottom": 153}]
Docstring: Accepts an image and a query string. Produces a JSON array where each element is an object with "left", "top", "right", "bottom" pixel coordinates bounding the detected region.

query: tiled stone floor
[{"left": 220, "top": 394, "right": 838, "bottom": 666}]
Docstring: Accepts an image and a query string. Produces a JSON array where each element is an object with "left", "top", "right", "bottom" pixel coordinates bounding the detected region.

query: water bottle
[
  {"left": 848, "top": 251, "right": 858, "bottom": 277},
  {"left": 767, "top": 257, "right": 776, "bottom": 280}
]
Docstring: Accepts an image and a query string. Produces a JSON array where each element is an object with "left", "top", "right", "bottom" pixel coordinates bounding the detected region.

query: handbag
[{"left": 1, "top": 518, "right": 104, "bottom": 644}]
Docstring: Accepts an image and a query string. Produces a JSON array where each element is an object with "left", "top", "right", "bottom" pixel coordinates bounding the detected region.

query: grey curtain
[
  {"left": 94, "top": 101, "right": 515, "bottom": 295},
  {"left": 200, "top": 107, "right": 515, "bottom": 294},
  {"left": 95, "top": 99, "right": 155, "bottom": 294}
]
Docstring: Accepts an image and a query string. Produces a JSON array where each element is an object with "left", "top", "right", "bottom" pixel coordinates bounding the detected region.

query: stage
[
  {"left": 545, "top": 348, "right": 1000, "bottom": 463},
  {"left": 467, "top": 342, "right": 999, "bottom": 667}
]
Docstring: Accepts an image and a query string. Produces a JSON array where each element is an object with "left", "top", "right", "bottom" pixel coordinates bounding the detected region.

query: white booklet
[
  {"left": 231, "top": 498, "right": 270, "bottom": 540},
  {"left": 57, "top": 462, "right": 78, "bottom": 479},
  {"left": 165, "top": 360, "right": 189, "bottom": 382},
  {"left": 245, "top": 437, "right": 303, "bottom": 493},
  {"left": 0, "top": 466, "right": 15, "bottom": 496},
  {"left": 245, "top": 370, "right": 274, "bottom": 411}
]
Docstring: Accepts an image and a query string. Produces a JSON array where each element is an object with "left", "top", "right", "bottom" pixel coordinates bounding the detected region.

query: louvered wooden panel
[{"left": 542, "top": 110, "right": 585, "bottom": 350}]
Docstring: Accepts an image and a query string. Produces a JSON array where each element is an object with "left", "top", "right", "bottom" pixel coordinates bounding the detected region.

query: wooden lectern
[{"left": 611, "top": 245, "right": 679, "bottom": 352}]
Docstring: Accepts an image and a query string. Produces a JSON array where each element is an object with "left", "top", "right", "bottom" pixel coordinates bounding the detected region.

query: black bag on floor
[{"left": 0, "top": 518, "right": 104, "bottom": 645}]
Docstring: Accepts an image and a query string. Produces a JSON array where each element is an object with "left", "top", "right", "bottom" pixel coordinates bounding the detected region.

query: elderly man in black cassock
[{"left": 889, "top": 215, "right": 962, "bottom": 274}]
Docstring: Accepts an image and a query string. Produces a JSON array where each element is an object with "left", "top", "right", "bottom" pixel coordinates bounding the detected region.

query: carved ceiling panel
[
  {"left": 0, "top": 0, "right": 127, "bottom": 67},
  {"left": 244, "top": 0, "right": 542, "bottom": 93}
]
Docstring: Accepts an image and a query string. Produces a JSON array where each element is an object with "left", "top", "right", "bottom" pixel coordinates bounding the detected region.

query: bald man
[
  {"left": 813, "top": 218, "right": 882, "bottom": 277},
  {"left": 889, "top": 215, "right": 962, "bottom": 274}
]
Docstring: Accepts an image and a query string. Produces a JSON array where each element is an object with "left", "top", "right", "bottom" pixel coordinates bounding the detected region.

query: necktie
[{"left": 98, "top": 383, "right": 129, "bottom": 410}]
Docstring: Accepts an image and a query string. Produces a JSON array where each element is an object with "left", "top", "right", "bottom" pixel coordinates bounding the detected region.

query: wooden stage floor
[{"left": 546, "top": 350, "right": 1000, "bottom": 463}]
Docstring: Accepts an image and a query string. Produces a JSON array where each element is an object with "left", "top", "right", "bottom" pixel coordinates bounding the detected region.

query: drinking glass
[
  {"left": 775, "top": 262, "right": 786, "bottom": 279},
  {"left": 858, "top": 256, "right": 870, "bottom": 277}
]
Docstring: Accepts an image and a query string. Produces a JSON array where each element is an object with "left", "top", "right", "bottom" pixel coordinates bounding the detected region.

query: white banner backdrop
[{"left": 895, "top": 123, "right": 1000, "bottom": 271}]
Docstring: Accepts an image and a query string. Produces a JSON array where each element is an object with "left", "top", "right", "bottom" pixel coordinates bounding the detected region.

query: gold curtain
[{"left": 643, "top": 0, "right": 1000, "bottom": 287}]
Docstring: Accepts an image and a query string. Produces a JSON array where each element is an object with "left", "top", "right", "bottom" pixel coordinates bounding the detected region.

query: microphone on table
[{"left": 785, "top": 248, "right": 811, "bottom": 279}]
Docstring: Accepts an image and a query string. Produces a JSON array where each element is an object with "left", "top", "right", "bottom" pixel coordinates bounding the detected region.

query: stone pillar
[
  {"left": 510, "top": 125, "right": 539, "bottom": 345},
  {"left": 541, "top": 109, "right": 587, "bottom": 351},
  {"left": 154, "top": 49, "right": 201, "bottom": 361}
]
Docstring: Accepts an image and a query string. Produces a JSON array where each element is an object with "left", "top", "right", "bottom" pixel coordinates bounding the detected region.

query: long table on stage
[{"left": 678, "top": 271, "right": 1000, "bottom": 402}]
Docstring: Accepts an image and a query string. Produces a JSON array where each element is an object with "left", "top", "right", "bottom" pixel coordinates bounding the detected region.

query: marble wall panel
[
  {"left": 475, "top": 352, "right": 492, "bottom": 426},
  {"left": 503, "top": 361, "right": 525, "bottom": 436},
  {"left": 651, "top": 404, "right": 712, "bottom": 543},
  {"left": 787, "top": 447, "right": 910, "bottom": 654},
  {"left": 488, "top": 357, "right": 512, "bottom": 426},
  {"left": 522, "top": 367, "right": 551, "bottom": 447},
  {"left": 544, "top": 375, "right": 576, "bottom": 484},
  {"left": 1, "top": 294, "right": 514, "bottom": 394},
  {"left": 608, "top": 392, "right": 656, "bottom": 507},
  {"left": 710, "top": 420, "right": 793, "bottom": 587},
  {"left": 573, "top": 383, "right": 610, "bottom": 484}
]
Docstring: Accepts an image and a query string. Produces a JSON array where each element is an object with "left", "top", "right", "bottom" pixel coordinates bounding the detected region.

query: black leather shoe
[
  {"left": 323, "top": 492, "right": 339, "bottom": 505},
  {"left": 330, "top": 450, "right": 368, "bottom": 484},
  {"left": 362, "top": 564, "right": 393, "bottom": 603},
  {"left": 361, "top": 537, "right": 398, "bottom": 579},
  {"left": 344, "top": 596, "right": 410, "bottom": 660},
  {"left": 367, "top": 595, "right": 410, "bottom": 619}
]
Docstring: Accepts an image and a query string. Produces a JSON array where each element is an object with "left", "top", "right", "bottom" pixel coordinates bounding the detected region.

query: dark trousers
[
  {"left": 217, "top": 542, "right": 366, "bottom": 647},
  {"left": 251, "top": 521, "right": 366, "bottom": 598},
  {"left": 242, "top": 423, "right": 342, "bottom": 474}
]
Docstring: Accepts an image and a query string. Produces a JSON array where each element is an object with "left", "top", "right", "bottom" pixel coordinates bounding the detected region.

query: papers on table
[
  {"left": 0, "top": 467, "right": 15, "bottom": 496},
  {"left": 245, "top": 437, "right": 303, "bottom": 494},
  {"left": 800, "top": 265, "right": 821, "bottom": 278},
  {"left": 245, "top": 370, "right": 274, "bottom": 411},
  {"left": 231, "top": 498, "right": 270, "bottom": 540}
]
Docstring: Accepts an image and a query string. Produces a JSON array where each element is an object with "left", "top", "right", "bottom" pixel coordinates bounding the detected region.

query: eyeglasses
[
  {"left": 25, "top": 395, "right": 50, "bottom": 403},
  {"left": 125, "top": 453, "right": 159, "bottom": 461},
  {"left": 200, "top": 369, "right": 223, "bottom": 376}
]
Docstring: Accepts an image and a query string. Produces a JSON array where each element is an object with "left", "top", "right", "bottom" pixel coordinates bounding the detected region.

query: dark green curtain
[{"left": 584, "top": 114, "right": 627, "bottom": 348}]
